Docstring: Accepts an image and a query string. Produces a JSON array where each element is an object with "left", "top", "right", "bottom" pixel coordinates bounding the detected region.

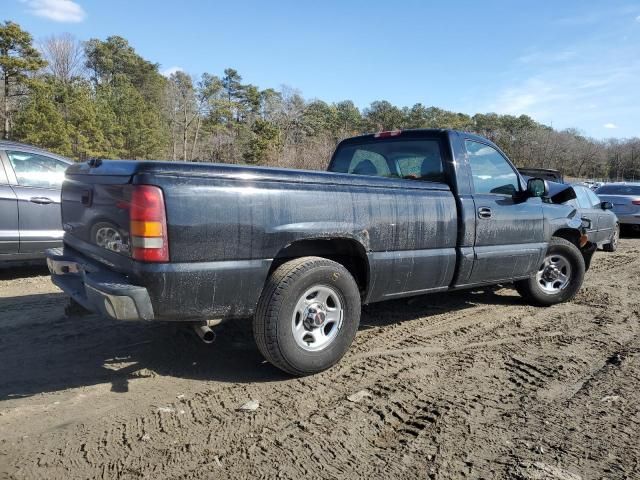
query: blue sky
[{"left": 6, "top": 0, "right": 640, "bottom": 139}]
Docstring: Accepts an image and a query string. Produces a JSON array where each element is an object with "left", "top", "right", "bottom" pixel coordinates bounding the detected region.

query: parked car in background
[
  {"left": 567, "top": 184, "right": 619, "bottom": 252},
  {"left": 0, "top": 141, "right": 72, "bottom": 266},
  {"left": 518, "top": 167, "right": 564, "bottom": 183},
  {"left": 595, "top": 183, "right": 640, "bottom": 231}
]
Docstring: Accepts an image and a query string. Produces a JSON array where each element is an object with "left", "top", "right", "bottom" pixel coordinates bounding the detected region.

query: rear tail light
[
  {"left": 130, "top": 185, "right": 169, "bottom": 262},
  {"left": 632, "top": 199, "right": 640, "bottom": 206}
]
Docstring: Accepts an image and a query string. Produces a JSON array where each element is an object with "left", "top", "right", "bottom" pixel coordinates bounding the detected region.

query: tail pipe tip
[{"left": 193, "top": 324, "right": 216, "bottom": 344}]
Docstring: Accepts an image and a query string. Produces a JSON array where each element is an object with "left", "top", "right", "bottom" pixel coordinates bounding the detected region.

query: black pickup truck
[{"left": 47, "top": 129, "right": 593, "bottom": 375}]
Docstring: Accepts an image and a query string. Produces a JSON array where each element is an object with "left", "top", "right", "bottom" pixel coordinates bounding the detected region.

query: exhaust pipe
[{"left": 193, "top": 324, "right": 216, "bottom": 344}]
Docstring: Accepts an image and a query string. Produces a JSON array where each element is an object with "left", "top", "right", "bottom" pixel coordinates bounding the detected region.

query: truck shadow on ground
[
  {"left": 0, "top": 264, "right": 49, "bottom": 280},
  {"left": 0, "top": 287, "right": 522, "bottom": 401}
]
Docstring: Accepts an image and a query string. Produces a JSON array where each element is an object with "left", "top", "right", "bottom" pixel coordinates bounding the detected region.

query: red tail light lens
[
  {"left": 374, "top": 129, "right": 402, "bottom": 138},
  {"left": 129, "top": 185, "right": 169, "bottom": 262},
  {"left": 632, "top": 199, "right": 640, "bottom": 206}
]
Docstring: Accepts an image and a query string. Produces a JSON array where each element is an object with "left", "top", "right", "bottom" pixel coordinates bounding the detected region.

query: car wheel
[
  {"left": 515, "top": 237, "right": 585, "bottom": 306},
  {"left": 603, "top": 223, "right": 619, "bottom": 252},
  {"left": 253, "top": 256, "right": 361, "bottom": 376},
  {"left": 91, "top": 222, "right": 123, "bottom": 251}
]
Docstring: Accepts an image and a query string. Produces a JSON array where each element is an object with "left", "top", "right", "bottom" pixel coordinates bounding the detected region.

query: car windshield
[
  {"left": 329, "top": 139, "right": 445, "bottom": 182},
  {"left": 596, "top": 184, "right": 640, "bottom": 195}
]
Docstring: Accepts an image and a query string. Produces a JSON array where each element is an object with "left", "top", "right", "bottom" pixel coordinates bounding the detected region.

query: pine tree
[{"left": 0, "top": 21, "right": 46, "bottom": 139}]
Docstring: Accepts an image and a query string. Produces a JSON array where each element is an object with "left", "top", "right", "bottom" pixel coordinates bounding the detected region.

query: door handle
[
  {"left": 478, "top": 207, "right": 492, "bottom": 219},
  {"left": 30, "top": 196, "right": 53, "bottom": 205}
]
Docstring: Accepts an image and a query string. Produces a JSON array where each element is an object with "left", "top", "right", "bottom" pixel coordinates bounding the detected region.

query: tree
[
  {"left": 335, "top": 100, "right": 361, "bottom": 138},
  {"left": 40, "top": 33, "right": 85, "bottom": 84},
  {"left": 12, "top": 78, "right": 71, "bottom": 154},
  {"left": 190, "top": 73, "right": 223, "bottom": 160},
  {"left": 364, "top": 100, "right": 404, "bottom": 131},
  {"left": 245, "top": 118, "right": 281, "bottom": 164},
  {"left": 166, "top": 70, "right": 197, "bottom": 160},
  {"left": 0, "top": 21, "right": 46, "bottom": 139},
  {"left": 96, "top": 78, "right": 165, "bottom": 159},
  {"left": 84, "top": 36, "right": 167, "bottom": 159}
]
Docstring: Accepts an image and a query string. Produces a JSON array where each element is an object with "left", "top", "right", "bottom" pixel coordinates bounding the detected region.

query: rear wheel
[
  {"left": 515, "top": 237, "right": 585, "bottom": 306},
  {"left": 253, "top": 257, "right": 361, "bottom": 376},
  {"left": 603, "top": 223, "right": 619, "bottom": 252}
]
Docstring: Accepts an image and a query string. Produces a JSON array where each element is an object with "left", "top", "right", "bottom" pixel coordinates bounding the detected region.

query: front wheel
[
  {"left": 253, "top": 257, "right": 361, "bottom": 376},
  {"left": 602, "top": 223, "right": 619, "bottom": 252},
  {"left": 515, "top": 237, "right": 585, "bottom": 306}
]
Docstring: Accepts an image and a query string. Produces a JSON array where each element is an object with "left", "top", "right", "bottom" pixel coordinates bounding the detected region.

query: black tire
[
  {"left": 253, "top": 256, "right": 361, "bottom": 376},
  {"left": 515, "top": 237, "right": 585, "bottom": 306},
  {"left": 602, "top": 223, "right": 619, "bottom": 252}
]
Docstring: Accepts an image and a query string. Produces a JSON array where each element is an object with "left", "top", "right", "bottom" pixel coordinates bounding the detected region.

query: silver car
[
  {"left": 0, "top": 141, "right": 72, "bottom": 266},
  {"left": 567, "top": 184, "right": 619, "bottom": 251},
  {"left": 595, "top": 183, "right": 640, "bottom": 228}
]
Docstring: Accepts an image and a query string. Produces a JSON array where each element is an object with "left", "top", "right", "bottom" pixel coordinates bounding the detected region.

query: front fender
[
  {"left": 544, "top": 203, "right": 582, "bottom": 238},
  {"left": 544, "top": 203, "right": 595, "bottom": 270}
]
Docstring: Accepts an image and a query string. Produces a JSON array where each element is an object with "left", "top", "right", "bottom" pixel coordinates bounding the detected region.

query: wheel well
[
  {"left": 552, "top": 228, "right": 581, "bottom": 246},
  {"left": 269, "top": 238, "right": 369, "bottom": 296}
]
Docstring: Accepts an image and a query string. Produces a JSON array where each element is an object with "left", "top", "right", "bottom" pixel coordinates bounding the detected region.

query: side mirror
[
  {"left": 527, "top": 177, "right": 548, "bottom": 198},
  {"left": 601, "top": 201, "right": 613, "bottom": 210}
]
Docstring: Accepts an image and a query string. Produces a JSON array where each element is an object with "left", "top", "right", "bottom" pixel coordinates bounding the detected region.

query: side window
[
  {"left": 466, "top": 140, "right": 519, "bottom": 195},
  {"left": 348, "top": 150, "right": 390, "bottom": 177},
  {"left": 574, "top": 187, "right": 592, "bottom": 209},
  {"left": 566, "top": 197, "right": 579, "bottom": 208},
  {"left": 7, "top": 151, "right": 68, "bottom": 188},
  {"left": 585, "top": 189, "right": 601, "bottom": 207}
]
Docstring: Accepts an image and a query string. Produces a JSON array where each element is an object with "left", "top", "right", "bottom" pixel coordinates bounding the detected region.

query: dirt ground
[{"left": 0, "top": 239, "right": 639, "bottom": 480}]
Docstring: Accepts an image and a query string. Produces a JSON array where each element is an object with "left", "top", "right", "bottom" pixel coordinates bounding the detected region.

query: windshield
[{"left": 329, "top": 139, "right": 444, "bottom": 182}]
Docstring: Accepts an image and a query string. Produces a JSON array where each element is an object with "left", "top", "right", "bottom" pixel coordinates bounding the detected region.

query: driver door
[{"left": 465, "top": 140, "right": 546, "bottom": 284}]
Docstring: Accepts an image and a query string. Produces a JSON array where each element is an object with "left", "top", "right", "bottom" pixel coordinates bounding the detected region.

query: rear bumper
[
  {"left": 47, "top": 244, "right": 273, "bottom": 321},
  {"left": 615, "top": 214, "right": 640, "bottom": 225},
  {"left": 47, "top": 248, "right": 154, "bottom": 321}
]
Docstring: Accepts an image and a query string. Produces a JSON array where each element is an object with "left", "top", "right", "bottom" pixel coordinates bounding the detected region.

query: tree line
[{"left": 1, "top": 20, "right": 639, "bottom": 180}]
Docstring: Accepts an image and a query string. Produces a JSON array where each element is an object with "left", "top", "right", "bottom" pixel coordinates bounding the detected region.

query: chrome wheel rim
[
  {"left": 612, "top": 224, "right": 619, "bottom": 247},
  {"left": 536, "top": 254, "right": 572, "bottom": 294},
  {"left": 292, "top": 285, "right": 343, "bottom": 352},
  {"left": 95, "top": 226, "right": 122, "bottom": 248}
]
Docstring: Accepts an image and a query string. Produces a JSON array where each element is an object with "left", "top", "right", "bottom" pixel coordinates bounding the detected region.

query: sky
[{"left": 5, "top": 0, "right": 640, "bottom": 139}]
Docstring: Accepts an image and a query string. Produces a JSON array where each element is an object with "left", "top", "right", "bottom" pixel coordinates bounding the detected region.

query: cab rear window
[{"left": 329, "top": 139, "right": 444, "bottom": 182}]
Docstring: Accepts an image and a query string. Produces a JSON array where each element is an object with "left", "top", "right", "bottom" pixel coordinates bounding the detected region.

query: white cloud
[
  {"left": 22, "top": 0, "right": 86, "bottom": 23},
  {"left": 488, "top": 78, "right": 567, "bottom": 117},
  {"left": 518, "top": 50, "right": 576, "bottom": 64},
  {"left": 161, "top": 66, "right": 184, "bottom": 78},
  {"left": 636, "top": 15, "right": 640, "bottom": 22},
  {"left": 603, "top": 123, "right": 618, "bottom": 129}
]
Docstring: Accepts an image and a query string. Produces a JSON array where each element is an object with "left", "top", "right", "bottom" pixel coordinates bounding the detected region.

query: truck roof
[{"left": 338, "top": 128, "right": 496, "bottom": 146}]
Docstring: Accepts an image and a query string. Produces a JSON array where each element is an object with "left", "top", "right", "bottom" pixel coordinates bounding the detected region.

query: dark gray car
[
  {"left": 0, "top": 141, "right": 72, "bottom": 266},
  {"left": 567, "top": 184, "right": 619, "bottom": 251}
]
